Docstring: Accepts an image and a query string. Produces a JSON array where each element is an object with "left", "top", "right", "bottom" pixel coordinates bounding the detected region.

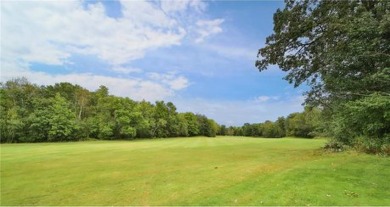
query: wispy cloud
[
  {"left": 195, "top": 19, "right": 225, "bottom": 43},
  {"left": 111, "top": 66, "right": 143, "bottom": 74},
  {"left": 160, "top": 0, "right": 206, "bottom": 13},
  {"left": 254, "top": 95, "right": 280, "bottom": 103},
  {"left": 148, "top": 72, "right": 190, "bottom": 90}
]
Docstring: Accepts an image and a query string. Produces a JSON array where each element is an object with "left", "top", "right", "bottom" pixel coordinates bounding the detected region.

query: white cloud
[
  {"left": 148, "top": 72, "right": 190, "bottom": 90},
  {"left": 254, "top": 95, "right": 280, "bottom": 103},
  {"left": 120, "top": 0, "right": 178, "bottom": 28},
  {"left": 160, "top": 0, "right": 206, "bottom": 13},
  {"left": 111, "top": 66, "right": 142, "bottom": 74},
  {"left": 255, "top": 96, "right": 270, "bottom": 103},
  {"left": 0, "top": 66, "right": 188, "bottom": 102},
  {"left": 195, "top": 19, "right": 224, "bottom": 43},
  {"left": 1, "top": 0, "right": 214, "bottom": 69},
  {"left": 169, "top": 76, "right": 189, "bottom": 90},
  {"left": 173, "top": 96, "right": 304, "bottom": 126}
]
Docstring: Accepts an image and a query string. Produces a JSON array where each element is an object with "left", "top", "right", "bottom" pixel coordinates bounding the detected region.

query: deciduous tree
[{"left": 256, "top": 0, "right": 390, "bottom": 152}]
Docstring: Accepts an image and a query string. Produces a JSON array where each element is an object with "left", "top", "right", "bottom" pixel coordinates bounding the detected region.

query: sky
[{"left": 1, "top": 0, "right": 306, "bottom": 126}]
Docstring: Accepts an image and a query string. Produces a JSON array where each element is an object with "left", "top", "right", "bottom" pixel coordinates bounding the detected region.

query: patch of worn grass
[{"left": 1, "top": 137, "right": 389, "bottom": 205}]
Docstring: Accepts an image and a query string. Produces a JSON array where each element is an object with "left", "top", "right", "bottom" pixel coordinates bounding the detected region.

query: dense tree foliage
[
  {"left": 0, "top": 78, "right": 325, "bottom": 142},
  {"left": 286, "top": 107, "right": 322, "bottom": 138},
  {"left": 0, "top": 78, "right": 220, "bottom": 142},
  {"left": 256, "top": 0, "right": 390, "bottom": 154},
  {"left": 0, "top": 76, "right": 334, "bottom": 145}
]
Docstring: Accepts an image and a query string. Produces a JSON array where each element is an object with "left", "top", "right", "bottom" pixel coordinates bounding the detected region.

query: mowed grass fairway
[{"left": 1, "top": 137, "right": 389, "bottom": 206}]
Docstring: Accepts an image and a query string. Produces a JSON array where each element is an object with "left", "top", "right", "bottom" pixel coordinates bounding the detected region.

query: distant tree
[
  {"left": 177, "top": 113, "right": 189, "bottom": 137},
  {"left": 166, "top": 102, "right": 181, "bottom": 137},
  {"left": 288, "top": 113, "right": 309, "bottom": 137},
  {"left": 0, "top": 78, "right": 40, "bottom": 142},
  {"left": 233, "top": 127, "right": 243, "bottom": 136},
  {"left": 95, "top": 85, "right": 109, "bottom": 98},
  {"left": 241, "top": 123, "right": 262, "bottom": 137},
  {"left": 251, "top": 123, "right": 263, "bottom": 137},
  {"left": 26, "top": 98, "right": 52, "bottom": 142},
  {"left": 261, "top": 121, "right": 284, "bottom": 138},
  {"left": 183, "top": 112, "right": 200, "bottom": 136},
  {"left": 115, "top": 108, "right": 137, "bottom": 139},
  {"left": 226, "top": 126, "right": 236, "bottom": 136},
  {"left": 207, "top": 119, "right": 219, "bottom": 137},
  {"left": 1, "top": 105, "right": 24, "bottom": 142},
  {"left": 0, "top": 78, "right": 222, "bottom": 142},
  {"left": 92, "top": 89, "right": 116, "bottom": 139},
  {"left": 242, "top": 123, "right": 252, "bottom": 136},
  {"left": 275, "top": 116, "right": 286, "bottom": 137},
  {"left": 75, "top": 87, "right": 90, "bottom": 120},
  {"left": 285, "top": 107, "right": 321, "bottom": 138},
  {"left": 47, "top": 93, "right": 78, "bottom": 141},
  {"left": 135, "top": 100, "right": 155, "bottom": 138},
  {"left": 196, "top": 114, "right": 218, "bottom": 137},
  {"left": 153, "top": 101, "right": 169, "bottom": 138},
  {"left": 219, "top": 125, "right": 227, "bottom": 136}
]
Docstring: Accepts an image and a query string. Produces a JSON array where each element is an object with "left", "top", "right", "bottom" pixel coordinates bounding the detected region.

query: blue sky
[{"left": 1, "top": 0, "right": 305, "bottom": 126}]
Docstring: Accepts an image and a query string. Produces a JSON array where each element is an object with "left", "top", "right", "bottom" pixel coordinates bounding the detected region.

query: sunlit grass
[{"left": 1, "top": 137, "right": 389, "bottom": 205}]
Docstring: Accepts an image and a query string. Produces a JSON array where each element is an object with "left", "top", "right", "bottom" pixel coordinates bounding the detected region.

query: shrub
[
  {"left": 331, "top": 94, "right": 390, "bottom": 155},
  {"left": 323, "top": 140, "right": 348, "bottom": 152}
]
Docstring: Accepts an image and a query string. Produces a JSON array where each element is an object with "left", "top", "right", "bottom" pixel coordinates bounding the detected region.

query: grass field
[{"left": 1, "top": 137, "right": 389, "bottom": 206}]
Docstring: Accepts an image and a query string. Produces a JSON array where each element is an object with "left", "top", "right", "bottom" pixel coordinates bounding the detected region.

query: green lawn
[{"left": 1, "top": 137, "right": 389, "bottom": 206}]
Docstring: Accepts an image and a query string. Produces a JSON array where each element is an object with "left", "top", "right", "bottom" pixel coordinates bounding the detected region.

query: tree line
[
  {"left": 0, "top": 78, "right": 220, "bottom": 142},
  {"left": 1, "top": 78, "right": 324, "bottom": 143},
  {"left": 220, "top": 107, "right": 322, "bottom": 138}
]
